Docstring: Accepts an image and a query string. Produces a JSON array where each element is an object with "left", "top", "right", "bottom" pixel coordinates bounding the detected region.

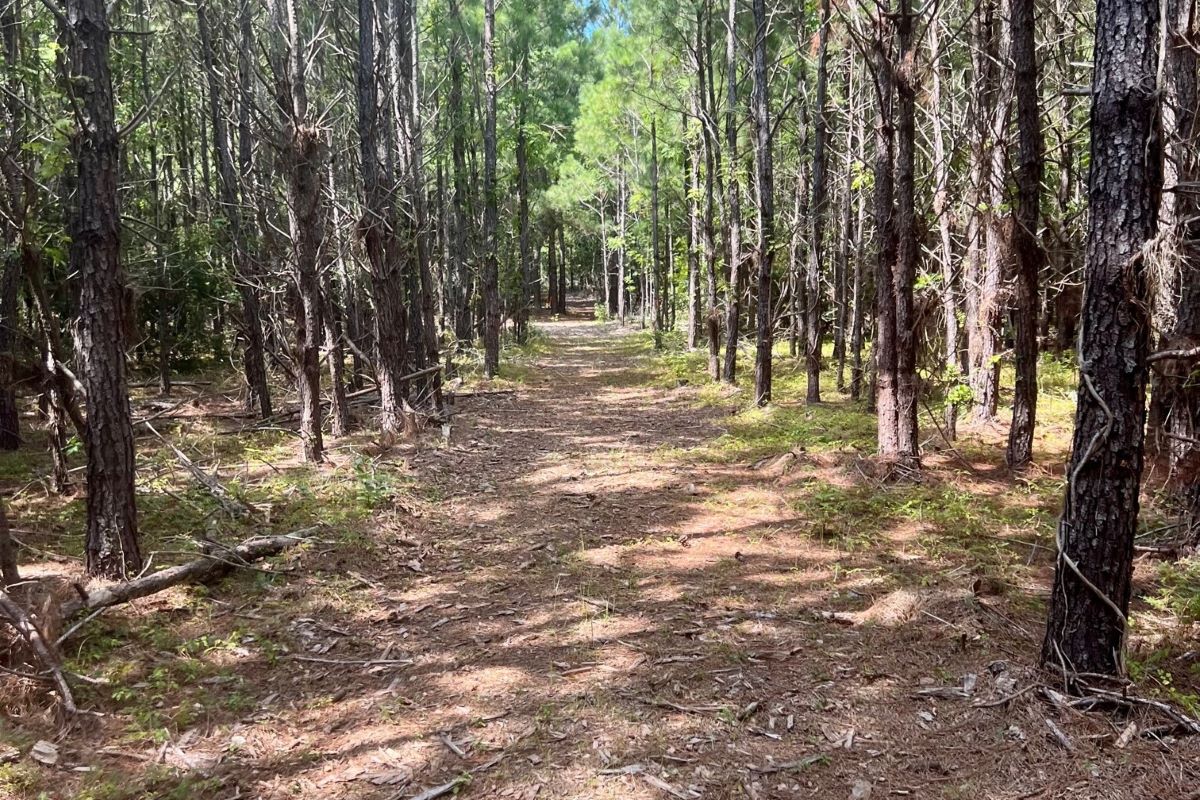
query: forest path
[
  {"left": 86, "top": 302, "right": 1192, "bottom": 800},
  {"left": 261, "top": 302, "right": 1159, "bottom": 800}
]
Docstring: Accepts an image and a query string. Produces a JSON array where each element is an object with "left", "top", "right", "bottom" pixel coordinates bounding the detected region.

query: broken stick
[
  {"left": 61, "top": 528, "right": 319, "bottom": 619},
  {"left": 0, "top": 588, "right": 76, "bottom": 714}
]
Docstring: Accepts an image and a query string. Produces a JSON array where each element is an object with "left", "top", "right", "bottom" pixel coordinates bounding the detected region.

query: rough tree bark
[
  {"left": 892, "top": 0, "right": 920, "bottom": 463},
  {"left": 686, "top": 106, "right": 702, "bottom": 350},
  {"left": 721, "top": 0, "right": 742, "bottom": 384},
  {"left": 651, "top": 117, "right": 664, "bottom": 349},
  {"left": 871, "top": 3, "right": 900, "bottom": 456},
  {"left": 198, "top": 2, "right": 272, "bottom": 420},
  {"left": 805, "top": 0, "right": 831, "bottom": 404},
  {"left": 928, "top": 17, "right": 959, "bottom": 440},
  {"left": 481, "top": 0, "right": 501, "bottom": 377},
  {"left": 0, "top": 0, "right": 23, "bottom": 449},
  {"left": 447, "top": 0, "right": 472, "bottom": 346},
  {"left": 696, "top": 5, "right": 722, "bottom": 381},
  {"left": 66, "top": 0, "right": 143, "bottom": 578},
  {"left": 971, "top": 0, "right": 1009, "bottom": 424},
  {"left": 751, "top": 0, "right": 774, "bottom": 405},
  {"left": 356, "top": 0, "right": 410, "bottom": 435},
  {"left": 1006, "top": 0, "right": 1045, "bottom": 467},
  {"left": 1041, "top": 0, "right": 1161, "bottom": 678},
  {"left": 270, "top": 0, "right": 325, "bottom": 463},
  {"left": 516, "top": 50, "right": 532, "bottom": 343},
  {"left": 1153, "top": 0, "right": 1200, "bottom": 544}
]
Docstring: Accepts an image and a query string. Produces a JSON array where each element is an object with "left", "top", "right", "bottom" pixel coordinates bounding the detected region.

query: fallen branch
[
  {"left": 1148, "top": 345, "right": 1200, "bottom": 364},
  {"left": 1084, "top": 686, "right": 1200, "bottom": 736},
  {"left": 288, "top": 654, "right": 414, "bottom": 667},
  {"left": 448, "top": 389, "right": 517, "bottom": 400},
  {"left": 62, "top": 528, "right": 319, "bottom": 619},
  {"left": 636, "top": 696, "right": 725, "bottom": 714},
  {"left": 130, "top": 380, "right": 213, "bottom": 389},
  {"left": 142, "top": 421, "right": 256, "bottom": 519},
  {"left": 0, "top": 588, "right": 76, "bottom": 714},
  {"left": 394, "top": 776, "right": 466, "bottom": 800},
  {"left": 748, "top": 754, "right": 829, "bottom": 774}
]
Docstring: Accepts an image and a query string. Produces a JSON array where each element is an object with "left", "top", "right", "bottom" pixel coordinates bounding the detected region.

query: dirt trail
[
  {"left": 21, "top": 304, "right": 1198, "bottom": 799},
  {"left": 259, "top": 304, "right": 1190, "bottom": 800}
]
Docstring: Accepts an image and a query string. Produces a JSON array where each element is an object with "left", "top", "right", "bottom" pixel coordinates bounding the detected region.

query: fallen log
[
  {"left": 129, "top": 380, "right": 213, "bottom": 389},
  {"left": 62, "top": 528, "right": 319, "bottom": 619}
]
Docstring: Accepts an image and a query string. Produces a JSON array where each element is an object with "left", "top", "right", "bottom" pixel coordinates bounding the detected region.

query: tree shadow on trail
[{"left": 8, "top": 303, "right": 1198, "bottom": 800}]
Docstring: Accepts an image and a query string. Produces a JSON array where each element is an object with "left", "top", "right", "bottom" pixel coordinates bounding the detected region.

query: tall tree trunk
[
  {"left": 928, "top": 17, "right": 959, "bottom": 440},
  {"left": 516, "top": 70, "right": 530, "bottom": 340},
  {"left": 686, "top": 107, "right": 702, "bottom": 350},
  {"left": 66, "top": 0, "right": 142, "bottom": 578},
  {"left": 1156, "top": 0, "right": 1200, "bottom": 544},
  {"left": 618, "top": 166, "right": 628, "bottom": 324},
  {"left": 805, "top": 0, "right": 831, "bottom": 403},
  {"left": 516, "top": 52, "right": 531, "bottom": 343},
  {"left": 481, "top": 0, "right": 501, "bottom": 377},
  {"left": 401, "top": 0, "right": 441, "bottom": 407},
  {"left": 893, "top": 0, "right": 920, "bottom": 462},
  {"left": 136, "top": 0, "right": 170, "bottom": 398},
  {"left": 833, "top": 55, "right": 852, "bottom": 394},
  {"left": 1041, "top": 0, "right": 1160, "bottom": 679},
  {"left": 270, "top": 0, "right": 325, "bottom": 463},
  {"left": 871, "top": 3, "right": 900, "bottom": 457},
  {"left": 356, "top": 0, "right": 409, "bottom": 435},
  {"left": 557, "top": 225, "right": 567, "bottom": 313},
  {"left": 970, "top": 0, "right": 1008, "bottom": 424},
  {"left": 548, "top": 218, "right": 559, "bottom": 315},
  {"left": 697, "top": 5, "right": 722, "bottom": 381},
  {"left": 324, "top": 150, "right": 350, "bottom": 438},
  {"left": 721, "top": 0, "right": 742, "bottom": 384},
  {"left": 1006, "top": 0, "right": 1045, "bottom": 467},
  {"left": 751, "top": 0, "right": 774, "bottom": 405},
  {"left": 198, "top": 2, "right": 272, "bottom": 420},
  {"left": 651, "top": 117, "right": 664, "bottom": 349},
  {"left": 849, "top": 69, "right": 868, "bottom": 402},
  {"left": 0, "top": 0, "right": 21, "bottom": 450},
  {"left": 448, "top": 0, "right": 472, "bottom": 347}
]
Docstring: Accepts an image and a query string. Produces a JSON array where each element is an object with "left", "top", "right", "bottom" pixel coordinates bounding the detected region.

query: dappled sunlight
[
  {"left": 428, "top": 664, "right": 536, "bottom": 702},
  {"left": 6, "top": 307, "right": 1196, "bottom": 800}
]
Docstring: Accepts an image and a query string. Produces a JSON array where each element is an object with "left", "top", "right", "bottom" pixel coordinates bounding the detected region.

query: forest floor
[{"left": 4, "top": 301, "right": 1200, "bottom": 800}]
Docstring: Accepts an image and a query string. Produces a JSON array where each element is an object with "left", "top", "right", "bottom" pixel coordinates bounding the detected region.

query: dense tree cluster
[{"left": 0, "top": 0, "right": 1197, "bottom": 684}]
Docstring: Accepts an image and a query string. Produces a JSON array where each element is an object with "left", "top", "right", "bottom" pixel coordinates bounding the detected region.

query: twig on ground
[
  {"left": 288, "top": 654, "right": 414, "bottom": 667},
  {"left": 396, "top": 776, "right": 466, "bottom": 800},
  {"left": 636, "top": 696, "right": 724, "bottom": 714}
]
